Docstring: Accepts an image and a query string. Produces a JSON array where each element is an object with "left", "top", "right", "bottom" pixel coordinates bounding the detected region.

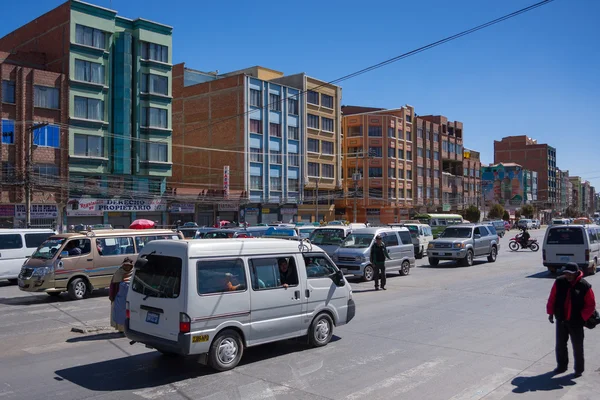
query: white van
[
  {"left": 0, "top": 229, "right": 55, "bottom": 283},
  {"left": 551, "top": 218, "right": 570, "bottom": 226},
  {"left": 543, "top": 224, "right": 600, "bottom": 275},
  {"left": 125, "top": 238, "right": 355, "bottom": 371},
  {"left": 389, "top": 222, "right": 434, "bottom": 259}
]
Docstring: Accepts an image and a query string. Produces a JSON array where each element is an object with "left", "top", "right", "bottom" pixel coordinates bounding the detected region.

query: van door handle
[
  {"left": 294, "top": 290, "right": 300, "bottom": 300},
  {"left": 305, "top": 289, "right": 310, "bottom": 298},
  {"left": 87, "top": 258, "right": 93, "bottom": 261}
]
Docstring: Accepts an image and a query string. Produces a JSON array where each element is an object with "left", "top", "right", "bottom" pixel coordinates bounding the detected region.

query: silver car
[
  {"left": 427, "top": 224, "right": 500, "bottom": 267},
  {"left": 331, "top": 227, "right": 415, "bottom": 281}
]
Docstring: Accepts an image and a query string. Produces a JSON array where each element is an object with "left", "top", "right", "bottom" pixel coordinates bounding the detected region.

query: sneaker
[
  {"left": 574, "top": 371, "right": 583, "bottom": 378},
  {"left": 374, "top": 287, "right": 379, "bottom": 291},
  {"left": 553, "top": 367, "right": 568, "bottom": 375},
  {"left": 381, "top": 287, "right": 387, "bottom": 290}
]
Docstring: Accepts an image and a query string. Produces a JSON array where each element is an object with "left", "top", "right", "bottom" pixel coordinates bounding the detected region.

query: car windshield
[
  {"left": 341, "top": 233, "right": 374, "bottom": 248},
  {"left": 310, "top": 229, "right": 346, "bottom": 245},
  {"left": 406, "top": 225, "right": 419, "bottom": 238},
  {"left": 439, "top": 227, "right": 472, "bottom": 238},
  {"left": 31, "top": 238, "right": 65, "bottom": 259}
]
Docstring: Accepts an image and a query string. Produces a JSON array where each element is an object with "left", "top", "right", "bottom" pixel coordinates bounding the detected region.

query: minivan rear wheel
[
  {"left": 363, "top": 265, "right": 374, "bottom": 282},
  {"left": 209, "top": 329, "right": 244, "bottom": 371},
  {"left": 68, "top": 277, "right": 89, "bottom": 300},
  {"left": 309, "top": 313, "right": 334, "bottom": 347},
  {"left": 399, "top": 260, "right": 410, "bottom": 276}
]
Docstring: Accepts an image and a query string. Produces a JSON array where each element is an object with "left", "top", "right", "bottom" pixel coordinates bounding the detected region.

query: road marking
[
  {"left": 345, "top": 358, "right": 447, "bottom": 400},
  {"left": 237, "top": 380, "right": 290, "bottom": 400},
  {"left": 448, "top": 368, "right": 521, "bottom": 400}
]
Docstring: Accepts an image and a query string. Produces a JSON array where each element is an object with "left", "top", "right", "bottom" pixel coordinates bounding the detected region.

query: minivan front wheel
[
  {"left": 68, "top": 278, "right": 89, "bottom": 300},
  {"left": 309, "top": 313, "right": 333, "bottom": 347},
  {"left": 363, "top": 265, "right": 374, "bottom": 282},
  {"left": 209, "top": 329, "right": 244, "bottom": 371}
]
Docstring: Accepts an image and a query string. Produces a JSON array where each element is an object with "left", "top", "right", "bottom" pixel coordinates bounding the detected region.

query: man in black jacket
[
  {"left": 546, "top": 262, "right": 596, "bottom": 377},
  {"left": 370, "top": 235, "right": 391, "bottom": 291}
]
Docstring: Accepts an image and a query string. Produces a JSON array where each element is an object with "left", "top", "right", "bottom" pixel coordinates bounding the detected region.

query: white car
[
  {"left": 517, "top": 219, "right": 533, "bottom": 230},
  {"left": 531, "top": 219, "right": 541, "bottom": 229}
]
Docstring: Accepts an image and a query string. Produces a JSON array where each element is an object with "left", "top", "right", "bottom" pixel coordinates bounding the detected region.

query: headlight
[
  {"left": 356, "top": 255, "right": 366, "bottom": 262},
  {"left": 454, "top": 243, "right": 464, "bottom": 249},
  {"left": 428, "top": 243, "right": 434, "bottom": 249},
  {"left": 32, "top": 267, "right": 52, "bottom": 277}
]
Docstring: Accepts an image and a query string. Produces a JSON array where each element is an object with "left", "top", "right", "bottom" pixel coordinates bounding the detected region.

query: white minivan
[
  {"left": 125, "top": 238, "right": 355, "bottom": 371},
  {"left": 542, "top": 224, "right": 600, "bottom": 275},
  {"left": 0, "top": 229, "right": 55, "bottom": 283}
]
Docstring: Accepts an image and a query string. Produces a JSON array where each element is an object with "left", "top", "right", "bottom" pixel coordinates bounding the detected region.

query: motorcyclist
[{"left": 518, "top": 226, "right": 531, "bottom": 247}]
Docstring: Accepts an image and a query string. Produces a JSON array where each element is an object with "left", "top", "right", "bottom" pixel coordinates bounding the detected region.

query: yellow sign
[
  {"left": 262, "top": 208, "right": 270, "bottom": 214},
  {"left": 192, "top": 334, "right": 209, "bottom": 343},
  {"left": 464, "top": 151, "right": 471, "bottom": 159}
]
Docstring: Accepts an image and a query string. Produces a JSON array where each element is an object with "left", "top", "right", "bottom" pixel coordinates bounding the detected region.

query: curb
[{"left": 71, "top": 326, "right": 114, "bottom": 334}]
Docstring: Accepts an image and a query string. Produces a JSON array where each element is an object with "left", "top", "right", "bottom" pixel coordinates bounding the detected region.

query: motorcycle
[{"left": 508, "top": 233, "right": 539, "bottom": 252}]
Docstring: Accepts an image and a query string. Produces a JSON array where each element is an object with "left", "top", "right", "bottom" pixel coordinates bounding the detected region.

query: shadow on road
[
  {"left": 67, "top": 332, "right": 125, "bottom": 343},
  {"left": 0, "top": 289, "right": 108, "bottom": 306},
  {"left": 55, "top": 336, "right": 342, "bottom": 391},
  {"left": 419, "top": 260, "right": 487, "bottom": 269},
  {"left": 526, "top": 270, "right": 556, "bottom": 279},
  {"left": 511, "top": 371, "right": 576, "bottom": 393},
  {"left": 0, "top": 281, "right": 16, "bottom": 288}
]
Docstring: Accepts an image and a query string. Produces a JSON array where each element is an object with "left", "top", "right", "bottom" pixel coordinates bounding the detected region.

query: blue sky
[{"left": 5, "top": 0, "right": 600, "bottom": 189}]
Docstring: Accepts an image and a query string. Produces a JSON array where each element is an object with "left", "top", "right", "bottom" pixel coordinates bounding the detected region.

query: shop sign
[
  {"left": 262, "top": 208, "right": 271, "bottom": 214},
  {"left": 443, "top": 204, "right": 451, "bottom": 212},
  {"left": 245, "top": 207, "right": 259, "bottom": 215},
  {"left": 0, "top": 205, "right": 15, "bottom": 217},
  {"left": 281, "top": 208, "right": 297, "bottom": 214},
  {"left": 16, "top": 204, "right": 58, "bottom": 219},
  {"left": 67, "top": 198, "right": 167, "bottom": 216},
  {"left": 218, "top": 202, "right": 238, "bottom": 211},
  {"left": 366, "top": 208, "right": 380, "bottom": 215},
  {"left": 223, "top": 166, "right": 230, "bottom": 199},
  {"left": 170, "top": 203, "right": 195, "bottom": 214}
]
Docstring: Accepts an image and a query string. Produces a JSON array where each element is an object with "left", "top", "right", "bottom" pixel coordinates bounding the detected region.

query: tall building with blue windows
[
  {"left": 171, "top": 65, "right": 303, "bottom": 226},
  {"left": 0, "top": 1, "right": 173, "bottom": 229}
]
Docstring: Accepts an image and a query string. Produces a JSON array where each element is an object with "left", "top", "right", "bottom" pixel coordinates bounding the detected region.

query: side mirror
[
  {"left": 332, "top": 270, "right": 345, "bottom": 286},
  {"left": 474, "top": 234, "right": 481, "bottom": 239},
  {"left": 134, "top": 257, "right": 148, "bottom": 269},
  {"left": 60, "top": 251, "right": 69, "bottom": 258}
]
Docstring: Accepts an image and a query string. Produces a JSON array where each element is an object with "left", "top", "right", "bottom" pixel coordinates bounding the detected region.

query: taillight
[
  {"left": 542, "top": 249, "right": 546, "bottom": 261},
  {"left": 585, "top": 249, "right": 590, "bottom": 262},
  {"left": 126, "top": 301, "right": 130, "bottom": 319},
  {"left": 179, "top": 312, "right": 191, "bottom": 333}
]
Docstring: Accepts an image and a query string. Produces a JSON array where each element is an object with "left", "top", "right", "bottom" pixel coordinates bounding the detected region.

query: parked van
[
  {"left": 551, "top": 218, "right": 570, "bottom": 226},
  {"left": 309, "top": 226, "right": 353, "bottom": 258},
  {"left": 125, "top": 238, "right": 355, "bottom": 371},
  {"left": 331, "top": 227, "right": 415, "bottom": 280},
  {"left": 542, "top": 224, "right": 600, "bottom": 275},
  {"left": 0, "top": 229, "right": 55, "bottom": 283},
  {"left": 389, "top": 222, "right": 434, "bottom": 259},
  {"left": 17, "top": 229, "right": 182, "bottom": 300}
]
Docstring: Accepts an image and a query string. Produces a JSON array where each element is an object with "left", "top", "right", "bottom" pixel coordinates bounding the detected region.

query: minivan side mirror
[
  {"left": 332, "top": 270, "right": 346, "bottom": 287},
  {"left": 474, "top": 234, "right": 481, "bottom": 239},
  {"left": 134, "top": 257, "right": 148, "bottom": 269},
  {"left": 60, "top": 251, "right": 69, "bottom": 258}
]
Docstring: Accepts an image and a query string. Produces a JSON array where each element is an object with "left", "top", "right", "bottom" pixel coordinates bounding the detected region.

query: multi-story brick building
[
  {"left": 271, "top": 74, "right": 342, "bottom": 223},
  {"left": 462, "top": 148, "right": 481, "bottom": 210},
  {"left": 494, "top": 136, "right": 557, "bottom": 210},
  {"left": 171, "top": 65, "right": 304, "bottom": 226},
  {"left": 569, "top": 176, "right": 582, "bottom": 213},
  {"left": 338, "top": 105, "right": 415, "bottom": 224},
  {"left": 0, "top": 0, "right": 173, "bottom": 229},
  {"left": 0, "top": 51, "right": 68, "bottom": 228}
]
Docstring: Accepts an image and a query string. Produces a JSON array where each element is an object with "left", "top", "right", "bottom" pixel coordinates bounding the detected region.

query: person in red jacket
[{"left": 546, "top": 262, "right": 596, "bottom": 377}]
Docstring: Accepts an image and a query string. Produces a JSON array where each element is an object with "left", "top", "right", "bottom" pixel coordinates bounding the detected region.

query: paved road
[{"left": 1, "top": 228, "right": 599, "bottom": 400}]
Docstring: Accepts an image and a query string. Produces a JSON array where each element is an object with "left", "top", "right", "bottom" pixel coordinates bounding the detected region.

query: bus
[{"left": 413, "top": 213, "right": 463, "bottom": 238}]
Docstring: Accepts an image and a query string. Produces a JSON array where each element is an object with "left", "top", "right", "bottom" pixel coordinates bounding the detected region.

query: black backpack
[{"left": 585, "top": 310, "right": 600, "bottom": 329}]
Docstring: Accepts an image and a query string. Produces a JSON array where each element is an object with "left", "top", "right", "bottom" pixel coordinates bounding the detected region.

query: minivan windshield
[
  {"left": 406, "top": 225, "right": 419, "bottom": 238},
  {"left": 309, "top": 229, "right": 346, "bottom": 245},
  {"left": 31, "top": 238, "right": 65, "bottom": 259},
  {"left": 547, "top": 227, "right": 584, "bottom": 245},
  {"left": 341, "top": 233, "right": 374, "bottom": 248},
  {"left": 439, "top": 227, "right": 472, "bottom": 238}
]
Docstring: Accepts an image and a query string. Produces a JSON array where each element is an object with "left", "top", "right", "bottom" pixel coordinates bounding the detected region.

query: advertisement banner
[
  {"left": 67, "top": 198, "right": 166, "bottom": 216},
  {"left": 0, "top": 205, "right": 15, "bottom": 217},
  {"left": 218, "top": 202, "right": 238, "bottom": 211},
  {"left": 170, "top": 203, "right": 195, "bottom": 214},
  {"left": 15, "top": 204, "right": 58, "bottom": 219},
  {"left": 223, "top": 166, "right": 230, "bottom": 200}
]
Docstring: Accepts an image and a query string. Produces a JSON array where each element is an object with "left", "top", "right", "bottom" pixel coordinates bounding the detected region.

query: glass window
[
  {"left": 196, "top": 259, "right": 247, "bottom": 295},
  {"left": 398, "top": 169, "right": 404, "bottom": 179},
  {"left": 417, "top": 148, "right": 423, "bottom": 158},
  {"left": 269, "top": 93, "right": 281, "bottom": 111},
  {"left": 288, "top": 125, "right": 299, "bottom": 140},
  {"left": 141, "top": 142, "right": 168, "bottom": 162},
  {"left": 368, "top": 126, "right": 382, "bottom": 137},
  {"left": 369, "top": 147, "right": 382, "bottom": 157},
  {"left": 382, "top": 233, "right": 399, "bottom": 247},
  {"left": 307, "top": 91, "right": 319, "bottom": 105},
  {"left": 388, "top": 147, "right": 396, "bottom": 158},
  {"left": 322, "top": 141, "right": 334, "bottom": 155},
  {"left": 249, "top": 146, "right": 262, "bottom": 162},
  {"left": 96, "top": 237, "right": 135, "bottom": 256},
  {"left": 141, "top": 73, "right": 168, "bottom": 95},
  {"left": 398, "top": 231, "right": 412, "bottom": 245},
  {"left": 250, "top": 175, "right": 263, "bottom": 190},
  {"left": 304, "top": 255, "right": 337, "bottom": 278},
  {"left": 75, "top": 24, "right": 106, "bottom": 49},
  {"left": 75, "top": 60, "right": 104, "bottom": 85},
  {"left": 308, "top": 162, "right": 319, "bottom": 177},
  {"left": 269, "top": 149, "right": 282, "bottom": 164},
  {"left": 322, "top": 164, "right": 334, "bottom": 178},
  {"left": 33, "top": 125, "right": 60, "bottom": 148},
  {"left": 288, "top": 177, "right": 299, "bottom": 192},
  {"left": 63, "top": 239, "right": 91, "bottom": 256},
  {"left": 131, "top": 255, "right": 181, "bottom": 298},
  {"left": 433, "top": 133, "right": 439, "bottom": 142},
  {"left": 288, "top": 97, "right": 299, "bottom": 114},
  {"left": 321, "top": 94, "right": 333, "bottom": 108},
  {"left": 406, "top": 130, "right": 412, "bottom": 141},
  {"left": 24, "top": 233, "right": 52, "bottom": 249},
  {"left": 547, "top": 227, "right": 584, "bottom": 245},
  {"left": 388, "top": 127, "right": 395, "bottom": 138},
  {"left": 322, "top": 117, "right": 334, "bottom": 132},
  {"left": 398, "top": 149, "right": 404, "bottom": 160},
  {"left": 141, "top": 107, "right": 168, "bottom": 128},
  {"left": 308, "top": 138, "right": 319, "bottom": 153},
  {"left": 417, "top": 128, "right": 423, "bottom": 139},
  {"left": 141, "top": 42, "right": 168, "bottom": 63},
  {"left": 269, "top": 123, "right": 281, "bottom": 138},
  {"left": 347, "top": 126, "right": 362, "bottom": 137},
  {"left": 406, "top": 170, "right": 412, "bottom": 179},
  {"left": 250, "top": 257, "right": 298, "bottom": 289},
  {"left": 426, "top": 149, "right": 431, "bottom": 159},
  {"left": 388, "top": 168, "right": 396, "bottom": 178},
  {"left": 406, "top": 150, "right": 412, "bottom": 160},
  {"left": 1, "top": 119, "right": 15, "bottom": 144},
  {"left": 250, "top": 119, "right": 262, "bottom": 134},
  {"left": 34, "top": 86, "right": 59, "bottom": 109},
  {"left": 74, "top": 96, "right": 104, "bottom": 120},
  {"left": 369, "top": 167, "right": 383, "bottom": 177},
  {"left": 33, "top": 164, "right": 59, "bottom": 184},
  {"left": 307, "top": 114, "right": 319, "bottom": 129},
  {"left": 2, "top": 80, "right": 16, "bottom": 103},
  {"left": 0, "top": 234, "right": 23, "bottom": 250},
  {"left": 288, "top": 153, "right": 299, "bottom": 166},
  {"left": 74, "top": 134, "right": 104, "bottom": 157},
  {"left": 250, "top": 89, "right": 261, "bottom": 107}
]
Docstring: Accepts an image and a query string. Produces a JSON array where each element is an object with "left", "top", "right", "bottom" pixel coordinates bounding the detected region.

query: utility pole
[
  {"left": 25, "top": 123, "right": 49, "bottom": 228},
  {"left": 314, "top": 179, "right": 319, "bottom": 224}
]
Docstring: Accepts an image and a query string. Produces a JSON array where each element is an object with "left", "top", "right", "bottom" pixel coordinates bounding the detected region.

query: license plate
[
  {"left": 560, "top": 257, "right": 570, "bottom": 263},
  {"left": 146, "top": 311, "right": 160, "bottom": 324},
  {"left": 444, "top": 253, "right": 452, "bottom": 256},
  {"left": 18, "top": 280, "right": 24, "bottom": 288}
]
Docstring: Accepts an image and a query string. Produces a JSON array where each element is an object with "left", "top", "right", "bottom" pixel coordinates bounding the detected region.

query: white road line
[
  {"left": 448, "top": 368, "right": 522, "bottom": 400},
  {"left": 345, "top": 358, "right": 447, "bottom": 400}
]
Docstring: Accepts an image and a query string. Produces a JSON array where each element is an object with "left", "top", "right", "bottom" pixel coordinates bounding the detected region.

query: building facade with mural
[{"left": 481, "top": 163, "right": 532, "bottom": 211}]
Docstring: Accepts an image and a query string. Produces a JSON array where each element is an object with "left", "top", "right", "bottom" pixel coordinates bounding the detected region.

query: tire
[
  {"left": 416, "top": 247, "right": 423, "bottom": 259},
  {"left": 362, "top": 265, "right": 374, "bottom": 282},
  {"left": 47, "top": 292, "right": 61, "bottom": 297},
  {"left": 208, "top": 329, "right": 244, "bottom": 371},
  {"left": 462, "top": 250, "right": 474, "bottom": 267},
  {"left": 530, "top": 242, "right": 539, "bottom": 252},
  {"left": 7, "top": 279, "right": 18, "bottom": 285},
  {"left": 508, "top": 241, "right": 520, "bottom": 252},
  {"left": 399, "top": 260, "right": 410, "bottom": 276},
  {"left": 589, "top": 260, "right": 597, "bottom": 276},
  {"left": 68, "top": 277, "right": 89, "bottom": 300},
  {"left": 487, "top": 246, "right": 497, "bottom": 263},
  {"left": 429, "top": 258, "right": 439, "bottom": 267},
  {"left": 308, "top": 313, "right": 334, "bottom": 348}
]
